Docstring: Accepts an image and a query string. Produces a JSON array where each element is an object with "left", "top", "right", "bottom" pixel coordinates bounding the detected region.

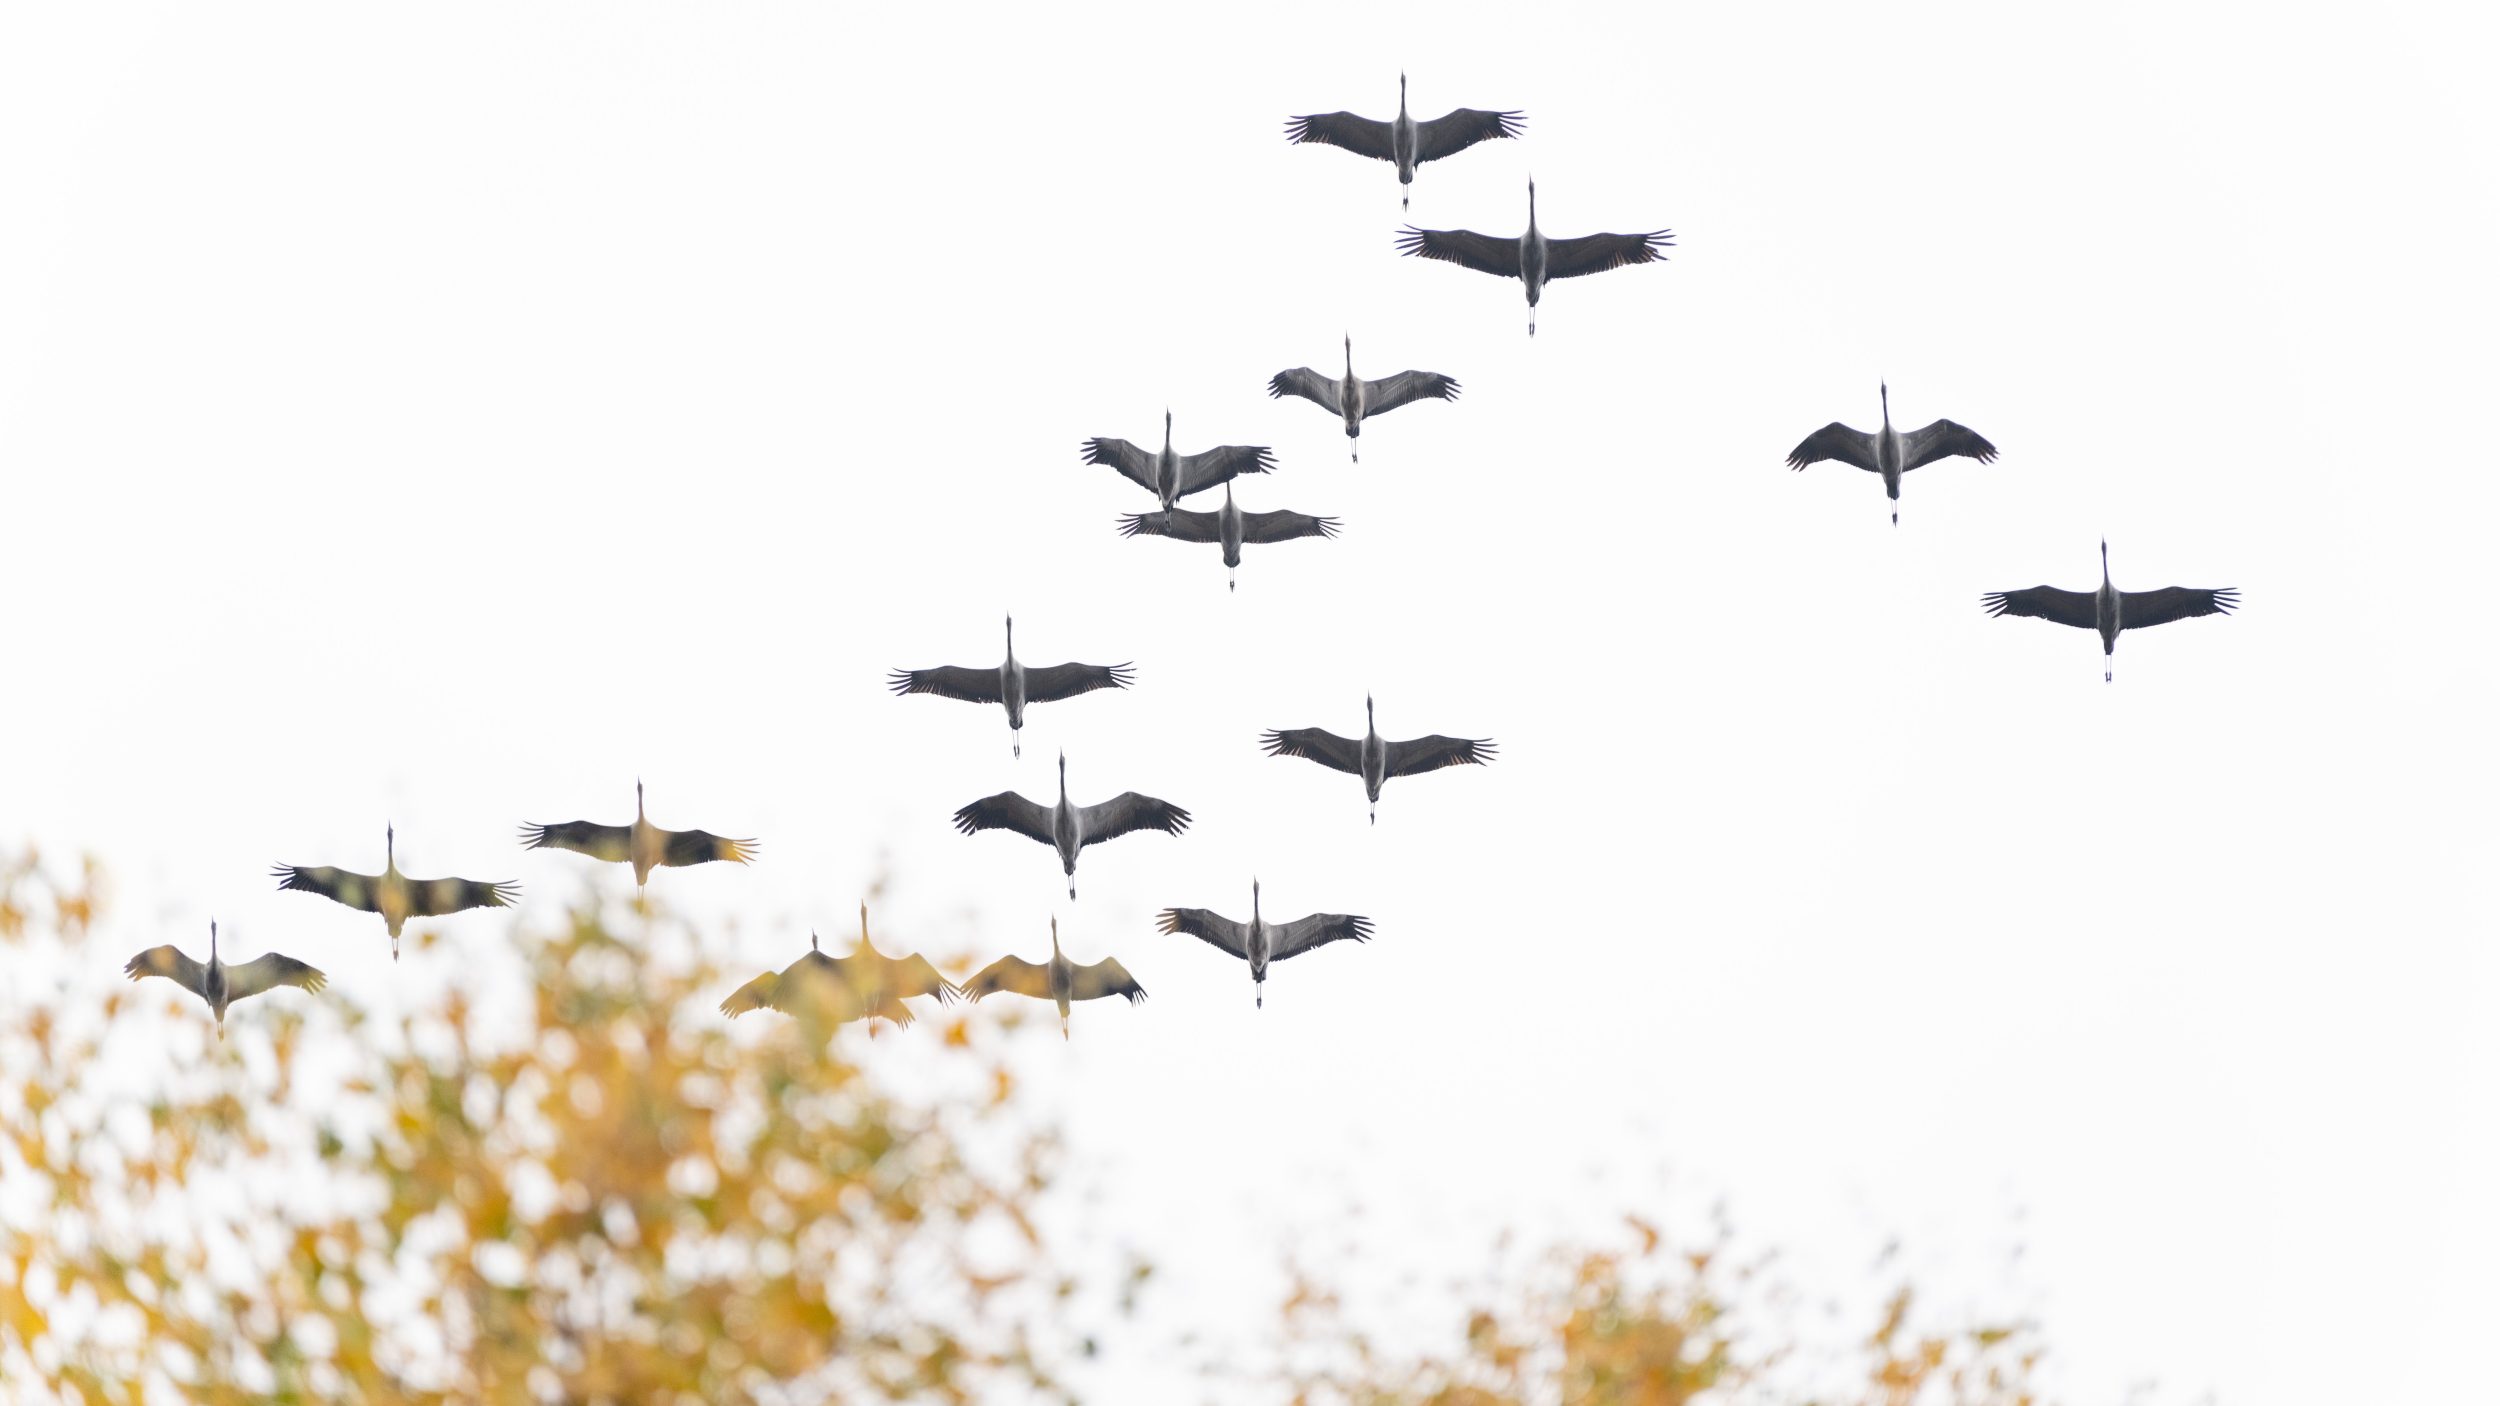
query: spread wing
[
  {"left": 123, "top": 945, "right": 207, "bottom": 998},
  {"left": 223, "top": 953, "right": 328, "bottom": 1002},
  {"left": 271, "top": 864, "right": 381, "bottom": 913},
  {"left": 1413, "top": 107, "right": 1526, "bottom": 162},
  {"left": 1081, "top": 437, "right": 1159, "bottom": 492},
  {"left": 1395, "top": 226, "right": 1520, "bottom": 278},
  {"left": 1282, "top": 110, "right": 1395, "bottom": 161},
  {"left": 1268, "top": 367, "right": 1342, "bottom": 414},
  {"left": 1119, "top": 509, "right": 1222, "bottom": 543},
  {"left": 1077, "top": 793, "right": 1191, "bottom": 846},
  {"left": 661, "top": 828, "right": 756, "bottom": 868},
  {"left": 517, "top": 821, "right": 632, "bottom": 862},
  {"left": 1260, "top": 727, "right": 1364, "bottom": 774},
  {"left": 1069, "top": 957, "right": 1146, "bottom": 1005},
  {"left": 1269, "top": 912, "right": 1374, "bottom": 963},
  {"left": 1156, "top": 907, "right": 1250, "bottom": 959},
  {"left": 1385, "top": 734, "right": 1496, "bottom": 777},
  {"left": 718, "top": 969, "right": 782, "bottom": 1017},
  {"left": 1240, "top": 510, "right": 1340, "bottom": 546},
  {"left": 1786, "top": 424, "right": 1879, "bottom": 473},
  {"left": 1981, "top": 586, "right": 2099, "bottom": 630},
  {"left": 951, "top": 792, "right": 1055, "bottom": 843},
  {"left": 1022, "top": 661, "right": 1135, "bottom": 703},
  {"left": 1177, "top": 445, "right": 1276, "bottom": 497},
  {"left": 1900, "top": 419, "right": 1999, "bottom": 470},
  {"left": 2121, "top": 586, "right": 2240, "bottom": 630},
  {"left": 887, "top": 665, "right": 1004, "bottom": 703},
  {"left": 963, "top": 955, "right": 1053, "bottom": 1001},
  {"left": 405, "top": 876, "right": 520, "bottom": 918},
  {"left": 1361, "top": 370, "right": 1459, "bottom": 417},
  {"left": 1544, "top": 229, "right": 1675, "bottom": 279},
  {"left": 883, "top": 953, "right": 963, "bottom": 1004}
]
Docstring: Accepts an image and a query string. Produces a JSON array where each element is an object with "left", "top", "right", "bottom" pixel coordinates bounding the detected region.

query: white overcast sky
[{"left": 3, "top": 2, "right": 2496, "bottom": 1402}]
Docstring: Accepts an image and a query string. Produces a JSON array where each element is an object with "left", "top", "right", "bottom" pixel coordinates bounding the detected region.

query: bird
[
  {"left": 888, "top": 615, "right": 1133, "bottom": 758},
  {"left": 1260, "top": 694, "right": 1495, "bottom": 824},
  {"left": 1785, "top": 382, "right": 1998, "bottom": 526},
  {"left": 124, "top": 921, "right": 325, "bottom": 1037},
  {"left": 950, "top": 750, "right": 1190, "bottom": 899},
  {"left": 962, "top": 916, "right": 1145, "bottom": 1039},
  {"left": 1117, "top": 481, "right": 1339, "bottom": 591},
  {"left": 719, "top": 903, "right": 960, "bottom": 1031},
  {"left": 1283, "top": 73, "right": 1524, "bottom": 209},
  {"left": 1396, "top": 180, "right": 1673, "bottom": 336},
  {"left": 1268, "top": 335, "right": 1459, "bottom": 462},
  {"left": 1082, "top": 410, "right": 1276, "bottom": 521},
  {"left": 519, "top": 780, "right": 756, "bottom": 892},
  {"left": 272, "top": 825, "right": 519, "bottom": 959},
  {"left": 1157, "top": 880, "right": 1372, "bottom": 1009},
  {"left": 1982, "top": 540, "right": 2240, "bottom": 681}
]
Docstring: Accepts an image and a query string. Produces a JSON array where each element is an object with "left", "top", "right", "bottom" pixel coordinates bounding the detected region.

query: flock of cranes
[{"left": 124, "top": 70, "right": 2239, "bottom": 1040}]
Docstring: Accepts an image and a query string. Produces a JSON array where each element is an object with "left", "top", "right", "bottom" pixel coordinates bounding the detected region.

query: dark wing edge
[
  {"left": 516, "top": 821, "right": 633, "bottom": 861},
  {"left": 1282, "top": 111, "right": 1396, "bottom": 161},
  {"left": 662, "top": 829, "right": 758, "bottom": 868},
  {"left": 1361, "top": 370, "right": 1460, "bottom": 416},
  {"left": 1413, "top": 107, "right": 1526, "bottom": 162},
  {"left": 1269, "top": 367, "right": 1341, "bottom": 413},
  {"left": 1980, "top": 586, "right": 2099, "bottom": 629},
  {"left": 1901, "top": 419, "right": 2000, "bottom": 469},
  {"left": 123, "top": 945, "right": 206, "bottom": 995},
  {"left": 950, "top": 792, "right": 1055, "bottom": 842},
  {"left": 1069, "top": 957, "right": 1146, "bottom": 1005},
  {"left": 1078, "top": 794, "right": 1192, "bottom": 844},
  {"left": 1543, "top": 229, "right": 1674, "bottom": 280},
  {"left": 1394, "top": 227, "right": 1521, "bottom": 278},
  {"left": 1155, "top": 908, "right": 1250, "bottom": 959},
  {"left": 1021, "top": 661, "right": 1137, "bottom": 703},
  {"left": 1258, "top": 727, "right": 1364, "bottom": 775},
  {"left": 1239, "top": 510, "right": 1340, "bottom": 546},
  {"left": 2120, "top": 586, "right": 2241, "bottom": 629},
  {"left": 1118, "top": 509, "right": 1223, "bottom": 542},
  {"left": 1386, "top": 735, "right": 1497, "bottom": 777},
  {"left": 1785, "top": 424, "right": 1879, "bottom": 473},
  {"left": 887, "top": 665, "right": 1005, "bottom": 703},
  {"left": 1270, "top": 913, "right": 1375, "bottom": 962},
  {"left": 962, "top": 955, "right": 1052, "bottom": 1001},
  {"left": 1081, "top": 437, "right": 1159, "bottom": 492}
]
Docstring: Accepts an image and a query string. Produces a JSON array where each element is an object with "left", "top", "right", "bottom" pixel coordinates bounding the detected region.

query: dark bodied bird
[
  {"left": 1082, "top": 410, "right": 1276, "bottom": 521},
  {"left": 1261, "top": 694, "right": 1495, "bottom": 824},
  {"left": 1397, "top": 180, "right": 1673, "bottom": 336},
  {"left": 1117, "top": 481, "right": 1339, "bottom": 591},
  {"left": 719, "top": 904, "right": 960, "bottom": 1031},
  {"left": 888, "top": 614, "right": 1133, "bottom": 757},
  {"left": 1157, "top": 880, "right": 1372, "bottom": 1009},
  {"left": 1785, "top": 382, "right": 1998, "bottom": 526},
  {"left": 1269, "top": 335, "right": 1459, "bottom": 462},
  {"left": 951, "top": 750, "right": 1190, "bottom": 899},
  {"left": 1982, "top": 540, "right": 2240, "bottom": 681},
  {"left": 962, "top": 916, "right": 1145, "bottom": 1039},
  {"left": 1284, "top": 73, "right": 1524, "bottom": 209},
  {"left": 124, "top": 921, "right": 325, "bottom": 1037},
  {"left": 273, "top": 825, "right": 519, "bottom": 959},
  {"left": 520, "top": 780, "right": 756, "bottom": 892}
]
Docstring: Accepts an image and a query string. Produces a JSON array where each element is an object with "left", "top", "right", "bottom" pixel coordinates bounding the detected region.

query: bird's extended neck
[
  {"left": 209, "top": 919, "right": 219, "bottom": 968},
  {"left": 1879, "top": 381, "right": 1891, "bottom": 428},
  {"left": 385, "top": 824, "right": 395, "bottom": 872},
  {"left": 636, "top": 778, "right": 646, "bottom": 819}
]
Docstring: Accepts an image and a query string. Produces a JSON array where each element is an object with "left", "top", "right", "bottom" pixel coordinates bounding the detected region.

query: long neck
[
  {"left": 1526, "top": 182, "right": 1538, "bottom": 232},
  {"left": 209, "top": 921, "right": 220, "bottom": 971},
  {"left": 385, "top": 827, "right": 395, "bottom": 874},
  {"left": 637, "top": 780, "right": 646, "bottom": 820},
  {"left": 1058, "top": 755, "right": 1068, "bottom": 802},
  {"left": 2100, "top": 540, "right": 2111, "bottom": 587},
  {"left": 1005, "top": 616, "right": 1015, "bottom": 660},
  {"left": 1880, "top": 383, "right": 1891, "bottom": 430},
  {"left": 1343, "top": 336, "right": 1353, "bottom": 379},
  {"left": 1398, "top": 72, "right": 1407, "bottom": 116}
]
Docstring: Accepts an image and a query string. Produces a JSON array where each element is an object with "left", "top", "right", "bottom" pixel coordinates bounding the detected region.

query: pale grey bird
[
  {"left": 951, "top": 750, "right": 1190, "bottom": 899},
  {"left": 1268, "top": 335, "right": 1459, "bottom": 462},
  {"left": 1157, "top": 880, "right": 1372, "bottom": 1009},
  {"left": 962, "top": 916, "right": 1146, "bottom": 1040},
  {"left": 1982, "top": 540, "right": 2240, "bottom": 681},
  {"left": 1397, "top": 180, "right": 1673, "bottom": 336},
  {"left": 1081, "top": 410, "right": 1276, "bottom": 521},
  {"left": 273, "top": 824, "right": 519, "bottom": 959},
  {"left": 124, "top": 921, "right": 326, "bottom": 1037},
  {"left": 1261, "top": 694, "right": 1495, "bottom": 824},
  {"left": 1785, "top": 382, "right": 1998, "bottom": 526},
  {"left": 888, "top": 615, "right": 1133, "bottom": 757},
  {"left": 1117, "top": 481, "right": 1339, "bottom": 591},
  {"left": 520, "top": 780, "right": 756, "bottom": 892},
  {"left": 1284, "top": 73, "right": 1524, "bottom": 209}
]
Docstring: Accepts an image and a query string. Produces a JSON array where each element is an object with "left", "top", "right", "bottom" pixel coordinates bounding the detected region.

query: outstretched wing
[
  {"left": 1081, "top": 437, "right": 1159, "bottom": 492},
  {"left": 1069, "top": 957, "right": 1146, "bottom": 1005},
  {"left": 271, "top": 864, "right": 381, "bottom": 913},
  {"left": 661, "top": 829, "right": 756, "bottom": 868},
  {"left": 1396, "top": 226, "right": 1520, "bottom": 278},
  {"left": 718, "top": 970, "right": 781, "bottom": 1018},
  {"left": 1077, "top": 793, "right": 1191, "bottom": 846},
  {"left": 951, "top": 792, "right": 1055, "bottom": 844},
  {"left": 963, "top": 955, "right": 1053, "bottom": 1001},
  {"left": 1414, "top": 107, "right": 1526, "bottom": 162},
  {"left": 1119, "top": 509, "right": 1223, "bottom": 543},
  {"left": 2121, "top": 586, "right": 2240, "bottom": 630},
  {"left": 1981, "top": 586, "right": 2098, "bottom": 630},
  {"left": 222, "top": 952, "right": 328, "bottom": 1002},
  {"left": 406, "top": 876, "right": 520, "bottom": 918},
  {"left": 1900, "top": 419, "right": 1999, "bottom": 470},
  {"left": 1544, "top": 229, "right": 1674, "bottom": 280},
  {"left": 517, "top": 821, "right": 632, "bottom": 863},
  {"left": 1240, "top": 510, "right": 1340, "bottom": 546},
  {"left": 1785, "top": 424, "right": 1879, "bottom": 473},
  {"left": 1361, "top": 370, "right": 1459, "bottom": 417},
  {"left": 123, "top": 945, "right": 207, "bottom": 998},
  {"left": 887, "top": 665, "right": 1004, "bottom": 704},
  {"left": 1386, "top": 734, "right": 1497, "bottom": 777},
  {"left": 1282, "top": 110, "right": 1395, "bottom": 161},
  {"left": 1259, "top": 727, "right": 1364, "bottom": 775},
  {"left": 1268, "top": 367, "right": 1342, "bottom": 414},
  {"left": 1156, "top": 907, "right": 1250, "bottom": 959},
  {"left": 1023, "top": 661, "right": 1135, "bottom": 703},
  {"left": 885, "top": 953, "right": 963, "bottom": 1004},
  {"left": 1269, "top": 912, "right": 1374, "bottom": 963},
  {"left": 1178, "top": 445, "right": 1276, "bottom": 497}
]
